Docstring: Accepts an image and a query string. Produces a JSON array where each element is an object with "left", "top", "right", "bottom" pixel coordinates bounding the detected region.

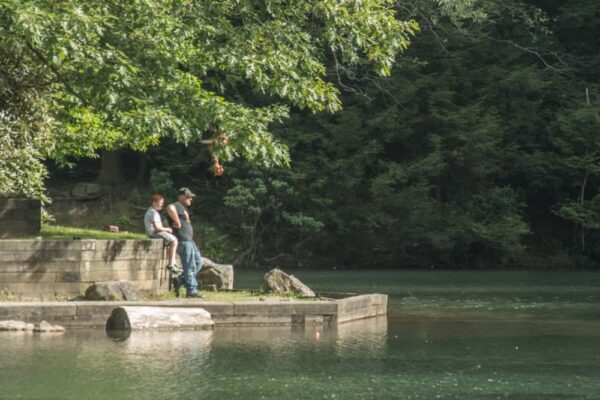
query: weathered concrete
[
  {"left": 0, "top": 239, "right": 169, "bottom": 299},
  {"left": 0, "top": 293, "right": 387, "bottom": 328},
  {"left": 0, "top": 198, "right": 41, "bottom": 238},
  {"left": 106, "top": 306, "right": 213, "bottom": 331}
]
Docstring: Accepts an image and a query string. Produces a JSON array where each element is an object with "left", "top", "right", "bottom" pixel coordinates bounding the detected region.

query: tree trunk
[
  {"left": 97, "top": 150, "right": 125, "bottom": 184},
  {"left": 136, "top": 152, "right": 149, "bottom": 183}
]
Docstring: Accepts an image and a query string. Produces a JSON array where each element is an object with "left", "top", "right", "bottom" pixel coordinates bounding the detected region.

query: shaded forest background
[{"left": 49, "top": 0, "right": 600, "bottom": 269}]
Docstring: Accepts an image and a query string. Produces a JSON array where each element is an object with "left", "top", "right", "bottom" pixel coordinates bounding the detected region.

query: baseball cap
[{"left": 178, "top": 187, "right": 196, "bottom": 197}]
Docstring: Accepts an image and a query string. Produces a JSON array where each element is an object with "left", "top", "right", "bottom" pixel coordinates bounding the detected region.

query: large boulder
[
  {"left": 71, "top": 182, "right": 103, "bottom": 200},
  {"left": 106, "top": 306, "right": 214, "bottom": 331},
  {"left": 85, "top": 280, "right": 142, "bottom": 301},
  {"left": 262, "top": 268, "right": 316, "bottom": 297},
  {"left": 197, "top": 257, "right": 234, "bottom": 290}
]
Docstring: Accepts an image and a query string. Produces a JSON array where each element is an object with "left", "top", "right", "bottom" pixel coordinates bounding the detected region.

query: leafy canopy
[{"left": 0, "top": 0, "right": 418, "bottom": 198}]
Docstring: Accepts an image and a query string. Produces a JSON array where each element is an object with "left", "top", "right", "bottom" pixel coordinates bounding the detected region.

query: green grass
[
  {"left": 0, "top": 289, "right": 318, "bottom": 302},
  {"left": 146, "top": 289, "right": 319, "bottom": 302},
  {"left": 41, "top": 225, "right": 147, "bottom": 240}
]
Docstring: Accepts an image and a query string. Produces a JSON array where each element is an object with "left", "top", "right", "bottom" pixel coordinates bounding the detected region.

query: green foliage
[
  {"left": 0, "top": 111, "right": 48, "bottom": 202},
  {"left": 194, "top": 225, "right": 236, "bottom": 266},
  {"left": 149, "top": 169, "right": 176, "bottom": 200},
  {"left": 0, "top": 0, "right": 417, "bottom": 199},
  {"left": 9, "top": 0, "right": 600, "bottom": 267},
  {"left": 222, "top": 168, "right": 323, "bottom": 267}
]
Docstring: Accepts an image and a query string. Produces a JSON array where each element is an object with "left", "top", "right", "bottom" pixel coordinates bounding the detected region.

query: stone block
[
  {"left": 0, "top": 198, "right": 40, "bottom": 209},
  {"left": 0, "top": 272, "right": 56, "bottom": 283},
  {"left": 0, "top": 198, "right": 41, "bottom": 238},
  {"left": 78, "top": 269, "right": 157, "bottom": 282},
  {"left": 96, "top": 239, "right": 160, "bottom": 252},
  {"left": 0, "top": 250, "right": 84, "bottom": 263},
  {"left": 232, "top": 302, "right": 294, "bottom": 317},
  {"left": 106, "top": 306, "right": 214, "bottom": 331},
  {"left": 0, "top": 240, "right": 97, "bottom": 252},
  {"left": 0, "top": 220, "right": 41, "bottom": 239},
  {"left": 190, "top": 302, "right": 234, "bottom": 317},
  {"left": 0, "top": 261, "right": 83, "bottom": 273},
  {"left": 0, "top": 303, "right": 77, "bottom": 322},
  {"left": 82, "top": 249, "right": 163, "bottom": 262}
]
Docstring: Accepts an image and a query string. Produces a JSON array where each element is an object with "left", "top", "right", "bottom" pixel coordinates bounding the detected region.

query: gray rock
[
  {"left": 85, "top": 280, "right": 142, "bottom": 301},
  {"left": 262, "top": 268, "right": 316, "bottom": 297},
  {"left": 33, "top": 321, "right": 65, "bottom": 333},
  {"left": 0, "top": 320, "right": 34, "bottom": 331},
  {"left": 197, "top": 257, "right": 234, "bottom": 290},
  {"left": 71, "top": 182, "right": 103, "bottom": 200},
  {"left": 106, "top": 306, "right": 214, "bottom": 331}
]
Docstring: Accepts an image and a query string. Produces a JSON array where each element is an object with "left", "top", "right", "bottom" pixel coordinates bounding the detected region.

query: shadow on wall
[{"left": 101, "top": 239, "right": 154, "bottom": 261}]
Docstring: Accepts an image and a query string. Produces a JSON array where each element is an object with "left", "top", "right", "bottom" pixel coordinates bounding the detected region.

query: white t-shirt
[{"left": 143, "top": 207, "right": 163, "bottom": 236}]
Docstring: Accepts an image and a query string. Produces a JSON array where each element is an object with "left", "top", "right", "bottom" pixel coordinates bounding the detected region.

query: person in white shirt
[{"left": 144, "top": 194, "right": 182, "bottom": 275}]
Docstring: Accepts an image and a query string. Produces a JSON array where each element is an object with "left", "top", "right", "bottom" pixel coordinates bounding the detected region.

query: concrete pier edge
[{"left": 0, "top": 293, "right": 387, "bottom": 329}]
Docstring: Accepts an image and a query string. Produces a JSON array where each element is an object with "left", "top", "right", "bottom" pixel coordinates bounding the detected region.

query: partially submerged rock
[
  {"left": 85, "top": 280, "right": 142, "bottom": 301},
  {"left": 197, "top": 257, "right": 234, "bottom": 290},
  {"left": 33, "top": 321, "right": 65, "bottom": 333},
  {"left": 106, "top": 306, "right": 214, "bottom": 331},
  {"left": 262, "top": 268, "right": 316, "bottom": 297},
  {"left": 0, "top": 320, "right": 34, "bottom": 331}
]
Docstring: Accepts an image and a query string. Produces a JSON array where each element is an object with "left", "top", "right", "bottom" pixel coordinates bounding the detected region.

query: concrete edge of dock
[{"left": 0, "top": 293, "right": 387, "bottom": 329}]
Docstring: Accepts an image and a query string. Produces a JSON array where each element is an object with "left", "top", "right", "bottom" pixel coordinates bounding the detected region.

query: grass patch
[
  {"left": 147, "top": 289, "right": 319, "bottom": 302},
  {"left": 41, "top": 225, "right": 147, "bottom": 240},
  {"left": 0, "top": 289, "right": 321, "bottom": 302}
]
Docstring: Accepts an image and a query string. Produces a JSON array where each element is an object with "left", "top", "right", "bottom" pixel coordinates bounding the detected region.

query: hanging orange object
[
  {"left": 212, "top": 156, "right": 224, "bottom": 177},
  {"left": 219, "top": 132, "right": 229, "bottom": 145}
]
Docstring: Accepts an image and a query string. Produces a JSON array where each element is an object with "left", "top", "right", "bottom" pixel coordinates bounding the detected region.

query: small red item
[{"left": 107, "top": 225, "right": 119, "bottom": 232}]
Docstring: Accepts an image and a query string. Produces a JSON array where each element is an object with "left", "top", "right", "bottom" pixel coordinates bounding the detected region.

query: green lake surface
[{"left": 1, "top": 270, "right": 599, "bottom": 399}]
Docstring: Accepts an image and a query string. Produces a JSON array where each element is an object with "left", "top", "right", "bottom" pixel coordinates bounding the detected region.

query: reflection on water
[{"left": 1, "top": 270, "right": 600, "bottom": 400}]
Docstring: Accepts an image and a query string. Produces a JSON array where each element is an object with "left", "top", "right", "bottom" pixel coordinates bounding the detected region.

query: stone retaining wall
[
  {"left": 0, "top": 239, "right": 169, "bottom": 300},
  {"left": 0, "top": 198, "right": 41, "bottom": 238},
  {"left": 0, "top": 294, "right": 387, "bottom": 328}
]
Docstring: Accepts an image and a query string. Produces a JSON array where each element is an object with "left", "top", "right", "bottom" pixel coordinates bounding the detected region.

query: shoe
[
  {"left": 167, "top": 264, "right": 183, "bottom": 275},
  {"left": 172, "top": 277, "right": 181, "bottom": 298},
  {"left": 185, "top": 292, "right": 205, "bottom": 299}
]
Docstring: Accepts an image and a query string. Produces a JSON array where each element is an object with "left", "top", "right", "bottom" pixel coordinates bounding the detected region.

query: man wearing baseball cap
[{"left": 166, "top": 187, "right": 204, "bottom": 298}]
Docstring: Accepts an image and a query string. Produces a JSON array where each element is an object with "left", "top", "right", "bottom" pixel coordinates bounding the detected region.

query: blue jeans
[{"left": 177, "top": 241, "right": 202, "bottom": 295}]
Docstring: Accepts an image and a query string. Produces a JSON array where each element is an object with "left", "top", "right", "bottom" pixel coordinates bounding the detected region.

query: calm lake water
[{"left": 1, "top": 270, "right": 599, "bottom": 399}]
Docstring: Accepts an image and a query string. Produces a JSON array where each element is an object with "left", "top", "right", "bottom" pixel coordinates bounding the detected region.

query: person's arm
[
  {"left": 167, "top": 204, "right": 181, "bottom": 229},
  {"left": 152, "top": 222, "right": 172, "bottom": 233},
  {"left": 151, "top": 211, "right": 172, "bottom": 233}
]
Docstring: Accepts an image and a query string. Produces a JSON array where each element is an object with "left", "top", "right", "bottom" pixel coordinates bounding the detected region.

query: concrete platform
[{"left": 0, "top": 293, "right": 387, "bottom": 329}]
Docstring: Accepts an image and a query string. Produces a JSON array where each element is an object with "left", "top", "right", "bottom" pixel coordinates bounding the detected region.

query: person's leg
[
  {"left": 192, "top": 242, "right": 203, "bottom": 275},
  {"left": 178, "top": 241, "right": 198, "bottom": 296},
  {"left": 167, "top": 238, "right": 178, "bottom": 266},
  {"left": 176, "top": 241, "right": 194, "bottom": 294},
  {"left": 154, "top": 232, "right": 179, "bottom": 270},
  {"left": 186, "top": 242, "right": 202, "bottom": 291}
]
